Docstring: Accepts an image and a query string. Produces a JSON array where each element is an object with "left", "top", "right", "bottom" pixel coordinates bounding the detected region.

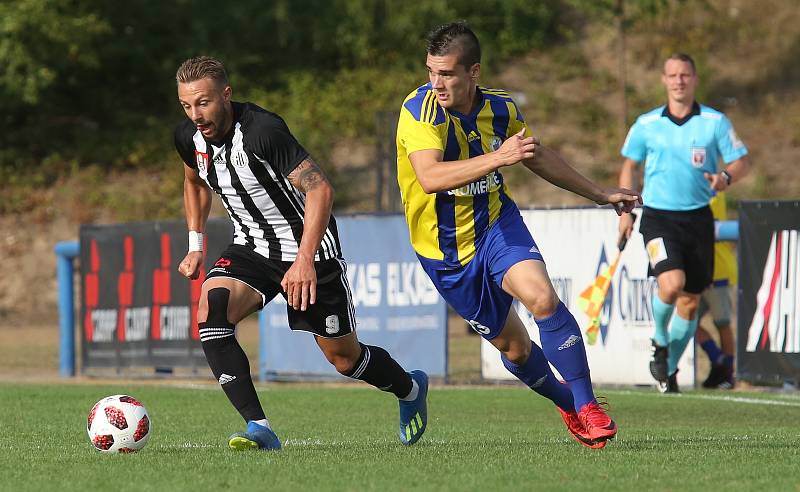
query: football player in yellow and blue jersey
[
  {"left": 618, "top": 53, "right": 751, "bottom": 393},
  {"left": 696, "top": 192, "right": 737, "bottom": 389},
  {"left": 396, "top": 21, "right": 640, "bottom": 449}
]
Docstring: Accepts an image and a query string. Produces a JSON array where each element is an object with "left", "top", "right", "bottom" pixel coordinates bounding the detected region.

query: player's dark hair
[
  {"left": 665, "top": 53, "right": 696, "bottom": 74},
  {"left": 176, "top": 56, "right": 229, "bottom": 86},
  {"left": 426, "top": 21, "right": 481, "bottom": 69}
]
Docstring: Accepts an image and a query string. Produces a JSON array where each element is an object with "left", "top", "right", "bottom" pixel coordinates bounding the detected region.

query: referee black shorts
[
  {"left": 205, "top": 244, "right": 356, "bottom": 338},
  {"left": 639, "top": 206, "right": 714, "bottom": 294}
]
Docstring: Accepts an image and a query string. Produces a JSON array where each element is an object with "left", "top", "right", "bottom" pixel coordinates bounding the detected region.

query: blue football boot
[
  {"left": 228, "top": 420, "right": 281, "bottom": 451},
  {"left": 398, "top": 370, "right": 428, "bottom": 445}
]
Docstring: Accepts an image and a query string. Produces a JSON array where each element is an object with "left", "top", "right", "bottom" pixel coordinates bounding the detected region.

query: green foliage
[
  {"left": 576, "top": 100, "right": 613, "bottom": 131},
  {"left": 566, "top": 0, "right": 675, "bottom": 26},
  {"left": 0, "top": 0, "right": 570, "bottom": 217},
  {"left": 4, "top": 0, "right": 793, "bottom": 219},
  {"left": 0, "top": 0, "right": 110, "bottom": 105}
]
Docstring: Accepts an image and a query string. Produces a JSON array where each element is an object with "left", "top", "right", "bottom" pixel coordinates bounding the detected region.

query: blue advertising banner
[{"left": 259, "top": 214, "right": 448, "bottom": 380}]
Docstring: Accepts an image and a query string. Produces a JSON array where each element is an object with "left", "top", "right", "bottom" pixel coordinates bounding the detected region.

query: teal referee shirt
[{"left": 621, "top": 102, "right": 748, "bottom": 211}]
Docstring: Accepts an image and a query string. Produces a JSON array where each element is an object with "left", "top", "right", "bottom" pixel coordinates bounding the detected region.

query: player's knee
[
  {"left": 676, "top": 295, "right": 700, "bottom": 319},
  {"left": 501, "top": 339, "right": 532, "bottom": 366},
  {"left": 205, "top": 288, "right": 231, "bottom": 325},
  {"left": 505, "top": 348, "right": 530, "bottom": 366},
  {"left": 519, "top": 286, "right": 559, "bottom": 318},
  {"left": 320, "top": 346, "right": 359, "bottom": 374},
  {"left": 658, "top": 285, "right": 681, "bottom": 303},
  {"left": 534, "top": 294, "right": 560, "bottom": 318},
  {"left": 657, "top": 274, "right": 684, "bottom": 301},
  {"left": 329, "top": 353, "right": 359, "bottom": 374},
  {"left": 713, "top": 318, "right": 731, "bottom": 329}
]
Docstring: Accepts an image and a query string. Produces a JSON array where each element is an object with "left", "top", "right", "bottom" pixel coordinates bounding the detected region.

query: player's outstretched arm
[
  {"left": 409, "top": 129, "right": 537, "bottom": 193},
  {"left": 179, "top": 164, "right": 212, "bottom": 279},
  {"left": 283, "top": 157, "right": 334, "bottom": 311},
  {"left": 523, "top": 146, "right": 641, "bottom": 215}
]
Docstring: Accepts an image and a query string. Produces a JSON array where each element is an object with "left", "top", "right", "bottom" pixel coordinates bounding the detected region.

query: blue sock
[
  {"left": 502, "top": 341, "right": 575, "bottom": 412},
  {"left": 700, "top": 339, "right": 723, "bottom": 366},
  {"left": 667, "top": 314, "right": 698, "bottom": 375},
  {"left": 723, "top": 354, "right": 734, "bottom": 371},
  {"left": 537, "top": 302, "right": 596, "bottom": 410},
  {"left": 652, "top": 295, "right": 674, "bottom": 347}
]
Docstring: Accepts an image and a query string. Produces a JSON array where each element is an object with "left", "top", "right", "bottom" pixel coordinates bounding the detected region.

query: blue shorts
[{"left": 418, "top": 211, "right": 543, "bottom": 339}]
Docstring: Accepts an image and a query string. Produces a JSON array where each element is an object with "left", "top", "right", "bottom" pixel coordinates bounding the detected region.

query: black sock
[
  {"left": 199, "top": 321, "right": 265, "bottom": 422},
  {"left": 343, "top": 343, "right": 412, "bottom": 399}
]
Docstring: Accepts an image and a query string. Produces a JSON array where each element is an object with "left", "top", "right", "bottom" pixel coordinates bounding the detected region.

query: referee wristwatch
[{"left": 720, "top": 170, "right": 732, "bottom": 186}]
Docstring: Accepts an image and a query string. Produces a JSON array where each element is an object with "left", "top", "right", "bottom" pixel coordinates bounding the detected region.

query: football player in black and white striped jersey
[{"left": 174, "top": 56, "right": 428, "bottom": 450}]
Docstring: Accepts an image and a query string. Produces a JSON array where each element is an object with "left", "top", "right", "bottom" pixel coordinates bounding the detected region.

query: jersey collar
[
  {"left": 662, "top": 101, "right": 700, "bottom": 126},
  {"left": 449, "top": 86, "right": 485, "bottom": 120}
]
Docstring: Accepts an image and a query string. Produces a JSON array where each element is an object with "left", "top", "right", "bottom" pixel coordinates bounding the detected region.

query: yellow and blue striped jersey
[
  {"left": 709, "top": 192, "right": 737, "bottom": 285},
  {"left": 396, "top": 83, "right": 529, "bottom": 268}
]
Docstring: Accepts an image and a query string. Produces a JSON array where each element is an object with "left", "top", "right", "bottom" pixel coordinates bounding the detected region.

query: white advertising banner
[{"left": 480, "top": 208, "right": 695, "bottom": 387}]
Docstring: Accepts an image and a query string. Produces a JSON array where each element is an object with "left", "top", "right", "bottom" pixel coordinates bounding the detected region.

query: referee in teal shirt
[{"left": 617, "top": 53, "right": 751, "bottom": 393}]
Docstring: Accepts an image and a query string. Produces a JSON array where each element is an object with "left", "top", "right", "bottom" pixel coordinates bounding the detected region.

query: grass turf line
[{"left": 0, "top": 383, "right": 798, "bottom": 491}]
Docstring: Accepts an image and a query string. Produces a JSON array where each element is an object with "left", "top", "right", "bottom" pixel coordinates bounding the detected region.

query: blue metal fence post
[
  {"left": 716, "top": 220, "right": 739, "bottom": 241},
  {"left": 54, "top": 241, "right": 80, "bottom": 377}
]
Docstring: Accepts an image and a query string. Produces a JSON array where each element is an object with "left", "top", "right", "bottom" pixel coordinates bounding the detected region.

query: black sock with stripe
[
  {"left": 343, "top": 343, "right": 412, "bottom": 399},
  {"left": 199, "top": 321, "right": 266, "bottom": 422}
]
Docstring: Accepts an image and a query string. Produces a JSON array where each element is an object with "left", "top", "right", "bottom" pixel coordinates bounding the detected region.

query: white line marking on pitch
[{"left": 610, "top": 389, "right": 800, "bottom": 407}]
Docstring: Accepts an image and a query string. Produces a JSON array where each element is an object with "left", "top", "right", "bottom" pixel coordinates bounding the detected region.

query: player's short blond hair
[{"left": 176, "top": 56, "right": 229, "bottom": 86}]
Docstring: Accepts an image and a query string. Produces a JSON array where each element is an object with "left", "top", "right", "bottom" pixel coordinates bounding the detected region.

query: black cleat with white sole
[
  {"left": 649, "top": 340, "right": 669, "bottom": 384},
  {"left": 658, "top": 369, "right": 680, "bottom": 394}
]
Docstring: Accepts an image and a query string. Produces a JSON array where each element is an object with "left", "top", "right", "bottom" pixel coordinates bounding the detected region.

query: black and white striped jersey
[{"left": 174, "top": 102, "right": 342, "bottom": 262}]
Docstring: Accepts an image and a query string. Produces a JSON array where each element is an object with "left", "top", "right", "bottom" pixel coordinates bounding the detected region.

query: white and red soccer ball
[{"left": 87, "top": 395, "right": 151, "bottom": 453}]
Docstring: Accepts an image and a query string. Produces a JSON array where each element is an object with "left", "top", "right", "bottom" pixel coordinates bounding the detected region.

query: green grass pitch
[{"left": 1, "top": 383, "right": 799, "bottom": 491}]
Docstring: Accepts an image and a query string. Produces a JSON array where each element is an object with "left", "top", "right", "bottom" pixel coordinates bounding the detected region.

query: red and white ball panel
[{"left": 87, "top": 394, "right": 151, "bottom": 453}]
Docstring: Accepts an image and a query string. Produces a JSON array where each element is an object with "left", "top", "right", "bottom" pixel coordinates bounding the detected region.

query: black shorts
[
  {"left": 205, "top": 244, "right": 355, "bottom": 338},
  {"left": 639, "top": 206, "right": 714, "bottom": 294}
]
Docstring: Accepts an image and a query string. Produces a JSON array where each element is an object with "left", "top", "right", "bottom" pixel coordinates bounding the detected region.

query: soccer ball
[{"left": 87, "top": 395, "right": 151, "bottom": 453}]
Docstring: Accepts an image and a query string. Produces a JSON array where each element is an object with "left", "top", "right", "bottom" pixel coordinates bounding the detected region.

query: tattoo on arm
[{"left": 289, "top": 158, "right": 329, "bottom": 192}]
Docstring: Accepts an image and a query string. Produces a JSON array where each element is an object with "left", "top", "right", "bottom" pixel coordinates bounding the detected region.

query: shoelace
[
  {"left": 595, "top": 396, "right": 610, "bottom": 409},
  {"left": 582, "top": 399, "right": 612, "bottom": 428}
]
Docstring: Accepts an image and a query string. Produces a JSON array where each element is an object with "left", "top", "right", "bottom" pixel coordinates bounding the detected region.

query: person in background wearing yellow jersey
[{"left": 696, "top": 192, "right": 737, "bottom": 389}]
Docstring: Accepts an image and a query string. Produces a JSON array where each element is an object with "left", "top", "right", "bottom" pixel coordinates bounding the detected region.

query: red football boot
[
  {"left": 577, "top": 400, "right": 618, "bottom": 441},
  {"left": 557, "top": 406, "right": 607, "bottom": 449}
]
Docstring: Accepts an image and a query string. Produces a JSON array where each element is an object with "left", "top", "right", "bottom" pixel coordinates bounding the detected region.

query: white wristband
[{"left": 188, "top": 231, "right": 204, "bottom": 252}]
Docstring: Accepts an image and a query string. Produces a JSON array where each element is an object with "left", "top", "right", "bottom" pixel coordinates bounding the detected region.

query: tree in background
[{"left": 1, "top": 0, "right": 566, "bottom": 216}]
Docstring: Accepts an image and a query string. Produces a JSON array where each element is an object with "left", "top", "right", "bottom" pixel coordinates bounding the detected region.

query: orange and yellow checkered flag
[
  {"left": 577, "top": 252, "right": 622, "bottom": 345},
  {"left": 577, "top": 215, "right": 635, "bottom": 345}
]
